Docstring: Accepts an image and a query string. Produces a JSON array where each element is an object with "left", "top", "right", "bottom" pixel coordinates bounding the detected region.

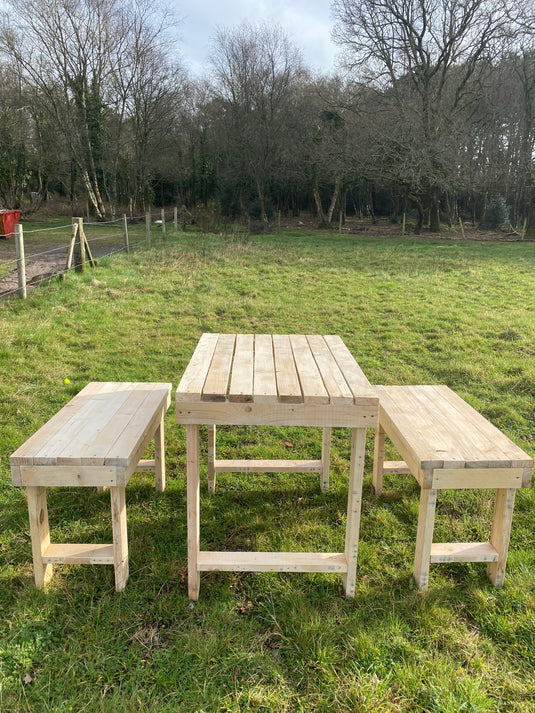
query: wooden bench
[
  {"left": 372, "top": 385, "right": 532, "bottom": 589},
  {"left": 10, "top": 382, "right": 172, "bottom": 592}
]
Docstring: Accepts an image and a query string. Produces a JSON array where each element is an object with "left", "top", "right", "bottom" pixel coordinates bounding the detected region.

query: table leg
[
  {"left": 372, "top": 425, "right": 385, "bottom": 496},
  {"left": 321, "top": 427, "right": 332, "bottom": 493},
  {"left": 26, "top": 486, "right": 54, "bottom": 587},
  {"left": 208, "top": 425, "right": 216, "bottom": 494},
  {"left": 154, "top": 413, "right": 166, "bottom": 493},
  {"left": 413, "top": 488, "right": 437, "bottom": 589},
  {"left": 111, "top": 487, "right": 129, "bottom": 592},
  {"left": 487, "top": 488, "right": 516, "bottom": 587},
  {"left": 187, "top": 424, "right": 201, "bottom": 600},
  {"left": 343, "top": 428, "right": 366, "bottom": 598}
]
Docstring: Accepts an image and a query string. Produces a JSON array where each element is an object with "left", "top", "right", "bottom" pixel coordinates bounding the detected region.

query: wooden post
[
  {"left": 123, "top": 214, "right": 129, "bottom": 254},
  {"left": 73, "top": 217, "right": 85, "bottom": 273},
  {"left": 146, "top": 210, "right": 151, "bottom": 248},
  {"left": 66, "top": 223, "right": 78, "bottom": 270},
  {"left": 161, "top": 209, "right": 166, "bottom": 239},
  {"left": 15, "top": 224, "right": 27, "bottom": 299},
  {"left": 174, "top": 206, "right": 178, "bottom": 232}
]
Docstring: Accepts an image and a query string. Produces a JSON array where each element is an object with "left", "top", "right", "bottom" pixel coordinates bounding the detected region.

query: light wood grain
[
  {"left": 203, "top": 334, "right": 236, "bottom": 401},
  {"left": 273, "top": 334, "right": 302, "bottom": 403},
  {"left": 197, "top": 551, "right": 348, "bottom": 572},
  {"left": 229, "top": 334, "right": 254, "bottom": 402},
  {"left": 176, "top": 333, "right": 219, "bottom": 402},
  {"left": 253, "top": 334, "right": 278, "bottom": 403}
]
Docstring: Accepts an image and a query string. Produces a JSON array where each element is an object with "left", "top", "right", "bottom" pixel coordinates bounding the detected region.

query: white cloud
[{"left": 175, "top": 0, "right": 339, "bottom": 77}]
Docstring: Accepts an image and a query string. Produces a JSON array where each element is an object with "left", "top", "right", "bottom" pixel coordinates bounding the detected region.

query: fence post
[
  {"left": 146, "top": 210, "right": 151, "bottom": 248},
  {"left": 73, "top": 217, "right": 85, "bottom": 273},
  {"left": 15, "top": 224, "right": 27, "bottom": 299},
  {"left": 123, "top": 214, "right": 129, "bottom": 253},
  {"left": 174, "top": 206, "right": 178, "bottom": 232},
  {"left": 161, "top": 209, "right": 166, "bottom": 239}
]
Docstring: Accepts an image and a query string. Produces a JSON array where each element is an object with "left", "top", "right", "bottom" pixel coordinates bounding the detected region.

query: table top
[
  {"left": 376, "top": 384, "right": 532, "bottom": 474},
  {"left": 176, "top": 333, "right": 377, "bottom": 408},
  {"left": 11, "top": 381, "right": 171, "bottom": 468}
]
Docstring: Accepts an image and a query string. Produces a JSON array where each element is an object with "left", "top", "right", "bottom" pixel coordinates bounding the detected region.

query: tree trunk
[
  {"left": 326, "top": 178, "right": 340, "bottom": 224},
  {"left": 313, "top": 185, "right": 326, "bottom": 225},
  {"left": 429, "top": 185, "right": 441, "bottom": 232}
]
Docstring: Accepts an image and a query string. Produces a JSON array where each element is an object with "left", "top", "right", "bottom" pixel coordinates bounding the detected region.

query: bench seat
[
  {"left": 372, "top": 384, "right": 532, "bottom": 589},
  {"left": 10, "top": 381, "right": 172, "bottom": 591}
]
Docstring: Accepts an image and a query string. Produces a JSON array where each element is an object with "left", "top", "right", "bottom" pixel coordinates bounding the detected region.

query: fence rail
[{"left": 0, "top": 209, "right": 180, "bottom": 300}]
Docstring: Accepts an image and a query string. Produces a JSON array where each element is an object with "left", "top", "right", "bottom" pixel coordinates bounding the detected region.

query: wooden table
[
  {"left": 176, "top": 333, "right": 378, "bottom": 600},
  {"left": 10, "top": 381, "right": 172, "bottom": 591},
  {"left": 372, "top": 385, "right": 533, "bottom": 588}
]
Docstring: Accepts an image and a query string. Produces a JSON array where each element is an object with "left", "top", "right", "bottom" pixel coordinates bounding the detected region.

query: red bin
[{"left": 0, "top": 209, "right": 22, "bottom": 238}]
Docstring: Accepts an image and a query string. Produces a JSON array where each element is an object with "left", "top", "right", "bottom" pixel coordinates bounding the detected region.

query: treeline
[{"left": 0, "top": 0, "right": 533, "bottom": 232}]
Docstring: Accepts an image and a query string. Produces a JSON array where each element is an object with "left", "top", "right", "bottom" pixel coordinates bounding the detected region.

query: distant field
[{"left": 1, "top": 229, "right": 534, "bottom": 712}]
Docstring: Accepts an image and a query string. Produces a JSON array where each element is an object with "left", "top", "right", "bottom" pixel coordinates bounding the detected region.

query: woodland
[{"left": 0, "top": 0, "right": 534, "bottom": 233}]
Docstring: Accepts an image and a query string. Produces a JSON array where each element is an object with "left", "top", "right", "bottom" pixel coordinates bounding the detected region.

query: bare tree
[
  {"left": 209, "top": 21, "right": 305, "bottom": 220},
  {"left": 332, "top": 0, "right": 535, "bottom": 231}
]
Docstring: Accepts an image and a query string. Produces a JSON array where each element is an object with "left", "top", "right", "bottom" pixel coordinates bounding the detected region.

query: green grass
[{"left": 1, "top": 229, "right": 534, "bottom": 712}]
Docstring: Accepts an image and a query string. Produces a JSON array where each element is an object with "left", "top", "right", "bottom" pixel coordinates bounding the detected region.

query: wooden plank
[
  {"left": 431, "top": 467, "right": 524, "bottom": 490},
  {"left": 229, "top": 334, "right": 254, "bottom": 402},
  {"left": 413, "top": 488, "right": 437, "bottom": 589},
  {"left": 343, "top": 428, "right": 366, "bottom": 598},
  {"left": 135, "top": 459, "right": 156, "bottom": 473},
  {"left": 176, "top": 333, "right": 219, "bottom": 402},
  {"left": 412, "top": 385, "right": 502, "bottom": 468},
  {"left": 289, "top": 335, "right": 329, "bottom": 404},
  {"left": 321, "top": 427, "right": 331, "bottom": 493},
  {"left": 382, "top": 460, "right": 411, "bottom": 474},
  {"left": 26, "top": 486, "right": 54, "bottom": 586},
  {"left": 253, "top": 334, "right": 278, "bottom": 404},
  {"left": 202, "top": 334, "right": 236, "bottom": 402},
  {"left": 20, "top": 465, "right": 118, "bottom": 487},
  {"left": 187, "top": 424, "right": 201, "bottom": 601},
  {"left": 54, "top": 384, "right": 147, "bottom": 465},
  {"left": 396, "top": 386, "right": 467, "bottom": 469},
  {"left": 197, "top": 551, "right": 348, "bottom": 573},
  {"left": 306, "top": 335, "right": 354, "bottom": 405},
  {"left": 323, "top": 335, "right": 376, "bottom": 401},
  {"left": 273, "top": 334, "right": 302, "bottom": 403},
  {"left": 42, "top": 543, "right": 115, "bottom": 565},
  {"left": 435, "top": 385, "right": 533, "bottom": 468},
  {"left": 176, "top": 400, "right": 378, "bottom": 428},
  {"left": 31, "top": 384, "right": 134, "bottom": 466},
  {"left": 430, "top": 542, "right": 499, "bottom": 563},
  {"left": 488, "top": 488, "right": 516, "bottom": 587},
  {"left": 104, "top": 387, "right": 171, "bottom": 468},
  {"left": 376, "top": 386, "right": 446, "bottom": 479},
  {"left": 111, "top": 486, "right": 129, "bottom": 591},
  {"left": 10, "top": 382, "right": 109, "bottom": 465},
  {"left": 213, "top": 459, "right": 323, "bottom": 473}
]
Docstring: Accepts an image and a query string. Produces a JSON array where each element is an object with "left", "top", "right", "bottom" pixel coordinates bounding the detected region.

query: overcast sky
[{"left": 174, "top": 0, "right": 340, "bottom": 77}]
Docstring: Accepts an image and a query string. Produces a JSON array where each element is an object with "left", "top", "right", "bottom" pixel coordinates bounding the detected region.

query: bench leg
[
  {"left": 321, "top": 427, "right": 332, "bottom": 493},
  {"left": 27, "top": 486, "right": 54, "bottom": 587},
  {"left": 372, "top": 425, "right": 385, "bottom": 496},
  {"left": 487, "top": 488, "right": 516, "bottom": 587},
  {"left": 111, "top": 487, "right": 129, "bottom": 592},
  {"left": 208, "top": 425, "right": 217, "bottom": 494},
  {"left": 343, "top": 428, "right": 366, "bottom": 598},
  {"left": 187, "top": 424, "right": 201, "bottom": 600},
  {"left": 154, "top": 414, "right": 166, "bottom": 493},
  {"left": 413, "top": 488, "right": 437, "bottom": 590}
]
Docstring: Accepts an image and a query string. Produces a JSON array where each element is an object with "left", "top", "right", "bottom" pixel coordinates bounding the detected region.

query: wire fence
[{"left": 0, "top": 209, "right": 180, "bottom": 301}]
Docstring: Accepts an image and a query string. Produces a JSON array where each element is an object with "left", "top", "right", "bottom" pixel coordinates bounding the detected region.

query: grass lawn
[{"left": 1, "top": 228, "right": 534, "bottom": 712}]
